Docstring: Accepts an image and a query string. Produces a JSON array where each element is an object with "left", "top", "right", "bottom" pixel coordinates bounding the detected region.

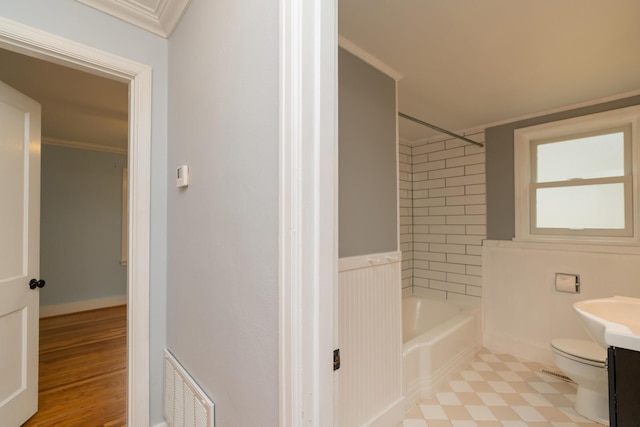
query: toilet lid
[{"left": 551, "top": 338, "right": 607, "bottom": 365}]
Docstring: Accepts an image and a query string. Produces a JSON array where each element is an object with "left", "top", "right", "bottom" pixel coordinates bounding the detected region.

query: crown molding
[
  {"left": 76, "top": 0, "right": 191, "bottom": 38},
  {"left": 338, "top": 35, "right": 403, "bottom": 82},
  {"left": 404, "top": 89, "right": 640, "bottom": 145},
  {"left": 43, "top": 136, "right": 128, "bottom": 154}
]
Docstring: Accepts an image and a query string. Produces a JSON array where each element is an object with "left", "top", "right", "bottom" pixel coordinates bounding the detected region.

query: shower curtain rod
[{"left": 398, "top": 112, "right": 484, "bottom": 148}]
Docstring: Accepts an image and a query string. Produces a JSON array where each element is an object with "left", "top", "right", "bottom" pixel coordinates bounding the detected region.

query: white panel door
[{"left": 0, "top": 80, "right": 41, "bottom": 426}]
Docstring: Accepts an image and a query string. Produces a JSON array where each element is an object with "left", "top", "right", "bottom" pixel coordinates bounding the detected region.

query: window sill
[{"left": 485, "top": 238, "right": 640, "bottom": 256}]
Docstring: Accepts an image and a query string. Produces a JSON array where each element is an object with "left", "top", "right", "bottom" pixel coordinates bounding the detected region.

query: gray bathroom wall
[
  {"left": 486, "top": 95, "right": 640, "bottom": 240},
  {"left": 40, "top": 144, "right": 127, "bottom": 306},
  {"left": 339, "top": 48, "right": 398, "bottom": 258}
]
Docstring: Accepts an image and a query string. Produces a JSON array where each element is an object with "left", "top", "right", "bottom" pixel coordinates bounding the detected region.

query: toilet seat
[{"left": 551, "top": 338, "right": 607, "bottom": 368}]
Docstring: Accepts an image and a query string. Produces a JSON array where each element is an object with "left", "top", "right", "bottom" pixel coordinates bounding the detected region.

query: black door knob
[{"left": 29, "top": 279, "right": 45, "bottom": 289}]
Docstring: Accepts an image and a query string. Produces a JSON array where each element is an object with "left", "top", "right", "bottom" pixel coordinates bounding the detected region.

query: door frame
[
  {"left": 0, "top": 17, "right": 151, "bottom": 426},
  {"left": 279, "top": 0, "right": 338, "bottom": 425}
]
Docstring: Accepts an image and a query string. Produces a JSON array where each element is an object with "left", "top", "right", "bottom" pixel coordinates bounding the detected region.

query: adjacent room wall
[
  {"left": 167, "top": 0, "right": 279, "bottom": 425},
  {"left": 0, "top": 3, "right": 168, "bottom": 423},
  {"left": 40, "top": 144, "right": 127, "bottom": 309},
  {"left": 339, "top": 47, "right": 398, "bottom": 258}
]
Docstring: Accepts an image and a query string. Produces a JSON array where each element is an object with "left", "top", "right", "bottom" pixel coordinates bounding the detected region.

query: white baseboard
[
  {"left": 40, "top": 295, "right": 127, "bottom": 318},
  {"left": 367, "top": 397, "right": 404, "bottom": 427},
  {"left": 483, "top": 331, "right": 554, "bottom": 367},
  {"left": 152, "top": 422, "right": 168, "bottom": 427}
]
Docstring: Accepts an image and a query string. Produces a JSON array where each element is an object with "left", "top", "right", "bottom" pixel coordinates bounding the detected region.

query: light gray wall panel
[
  {"left": 339, "top": 48, "right": 397, "bottom": 258},
  {"left": 167, "top": 0, "right": 279, "bottom": 425},
  {"left": 40, "top": 144, "right": 127, "bottom": 306}
]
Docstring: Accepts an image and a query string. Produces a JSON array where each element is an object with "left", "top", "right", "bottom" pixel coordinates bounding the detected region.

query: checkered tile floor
[{"left": 403, "top": 349, "right": 603, "bottom": 427}]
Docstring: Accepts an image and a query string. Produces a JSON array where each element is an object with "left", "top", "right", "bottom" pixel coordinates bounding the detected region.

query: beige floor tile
[
  {"left": 419, "top": 396, "right": 441, "bottom": 406},
  {"left": 405, "top": 405, "right": 426, "bottom": 419},
  {"left": 489, "top": 405, "right": 522, "bottom": 421},
  {"left": 450, "top": 381, "right": 475, "bottom": 393},
  {"left": 465, "top": 405, "right": 498, "bottom": 421},
  {"left": 460, "top": 370, "right": 485, "bottom": 382},
  {"left": 509, "top": 381, "right": 537, "bottom": 394},
  {"left": 420, "top": 404, "right": 448, "bottom": 420},
  {"left": 436, "top": 392, "right": 463, "bottom": 406},
  {"left": 485, "top": 362, "right": 509, "bottom": 372},
  {"left": 403, "top": 349, "right": 591, "bottom": 426},
  {"left": 404, "top": 420, "right": 429, "bottom": 427},
  {"left": 456, "top": 392, "right": 484, "bottom": 406},
  {"left": 496, "top": 370, "right": 524, "bottom": 382},
  {"left": 488, "top": 380, "right": 517, "bottom": 394},
  {"left": 496, "top": 353, "right": 519, "bottom": 362},
  {"left": 424, "top": 420, "right": 454, "bottom": 427},
  {"left": 442, "top": 405, "right": 473, "bottom": 421},
  {"left": 500, "top": 392, "right": 530, "bottom": 406},
  {"left": 477, "top": 371, "right": 502, "bottom": 381},
  {"left": 542, "top": 393, "right": 575, "bottom": 407},
  {"left": 468, "top": 381, "right": 495, "bottom": 393},
  {"left": 536, "top": 406, "right": 574, "bottom": 423},
  {"left": 476, "top": 392, "right": 507, "bottom": 407},
  {"left": 478, "top": 353, "right": 501, "bottom": 363}
]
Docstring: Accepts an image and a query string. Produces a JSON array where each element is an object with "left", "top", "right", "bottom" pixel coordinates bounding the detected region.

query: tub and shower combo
[{"left": 402, "top": 295, "right": 482, "bottom": 407}]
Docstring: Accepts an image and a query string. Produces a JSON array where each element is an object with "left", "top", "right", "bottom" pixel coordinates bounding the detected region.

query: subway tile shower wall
[
  {"left": 399, "top": 133, "right": 486, "bottom": 303},
  {"left": 399, "top": 142, "right": 414, "bottom": 292}
]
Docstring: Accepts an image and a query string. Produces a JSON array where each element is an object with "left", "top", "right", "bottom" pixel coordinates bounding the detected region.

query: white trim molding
[
  {"left": 514, "top": 105, "right": 640, "bottom": 244},
  {"left": 338, "top": 36, "right": 403, "bottom": 82},
  {"left": 338, "top": 251, "right": 402, "bottom": 272},
  {"left": 75, "top": 0, "right": 191, "bottom": 38},
  {"left": 279, "top": 0, "right": 337, "bottom": 425},
  {"left": 0, "top": 16, "right": 152, "bottom": 427},
  {"left": 43, "top": 136, "right": 127, "bottom": 154},
  {"left": 40, "top": 295, "right": 127, "bottom": 318}
]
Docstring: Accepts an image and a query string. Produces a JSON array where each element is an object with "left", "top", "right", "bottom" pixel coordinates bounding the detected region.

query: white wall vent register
[{"left": 164, "top": 350, "right": 215, "bottom": 427}]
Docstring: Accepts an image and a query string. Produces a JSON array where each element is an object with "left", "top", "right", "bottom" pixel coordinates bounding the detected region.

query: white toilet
[{"left": 551, "top": 338, "right": 609, "bottom": 425}]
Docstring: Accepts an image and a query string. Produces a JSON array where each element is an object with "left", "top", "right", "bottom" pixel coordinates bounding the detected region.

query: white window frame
[{"left": 514, "top": 105, "right": 640, "bottom": 244}]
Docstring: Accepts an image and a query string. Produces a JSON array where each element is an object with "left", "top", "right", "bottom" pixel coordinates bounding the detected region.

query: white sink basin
[{"left": 573, "top": 296, "right": 640, "bottom": 352}]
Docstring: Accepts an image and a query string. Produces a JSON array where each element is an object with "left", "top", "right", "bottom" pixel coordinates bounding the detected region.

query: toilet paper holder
[{"left": 556, "top": 273, "right": 580, "bottom": 293}]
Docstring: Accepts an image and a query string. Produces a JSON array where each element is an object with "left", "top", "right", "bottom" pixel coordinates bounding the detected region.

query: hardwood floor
[{"left": 22, "top": 305, "right": 127, "bottom": 427}]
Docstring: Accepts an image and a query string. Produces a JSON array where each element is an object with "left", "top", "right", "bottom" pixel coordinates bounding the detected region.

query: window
[{"left": 514, "top": 106, "right": 640, "bottom": 243}]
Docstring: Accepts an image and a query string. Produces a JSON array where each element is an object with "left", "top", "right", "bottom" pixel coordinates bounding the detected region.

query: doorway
[
  {"left": 0, "top": 19, "right": 151, "bottom": 426},
  {"left": 0, "top": 48, "right": 130, "bottom": 316}
]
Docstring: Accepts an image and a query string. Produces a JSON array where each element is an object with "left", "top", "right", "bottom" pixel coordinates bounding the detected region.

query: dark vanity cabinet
[{"left": 608, "top": 346, "right": 640, "bottom": 426}]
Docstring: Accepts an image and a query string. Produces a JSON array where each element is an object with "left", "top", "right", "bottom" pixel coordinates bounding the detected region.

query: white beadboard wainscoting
[
  {"left": 483, "top": 240, "right": 640, "bottom": 367},
  {"left": 338, "top": 251, "right": 403, "bottom": 427}
]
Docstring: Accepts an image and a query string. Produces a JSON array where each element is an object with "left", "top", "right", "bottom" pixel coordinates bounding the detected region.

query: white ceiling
[
  {"left": 3, "top": 1, "right": 639, "bottom": 151},
  {"left": 339, "top": 0, "right": 640, "bottom": 142},
  {"left": 0, "top": 47, "right": 128, "bottom": 152}
]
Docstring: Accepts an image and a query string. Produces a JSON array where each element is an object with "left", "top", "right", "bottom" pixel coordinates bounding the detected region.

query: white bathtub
[{"left": 403, "top": 295, "right": 482, "bottom": 407}]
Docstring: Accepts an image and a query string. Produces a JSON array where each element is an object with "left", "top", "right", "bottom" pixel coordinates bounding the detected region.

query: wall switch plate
[{"left": 177, "top": 165, "right": 189, "bottom": 188}]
